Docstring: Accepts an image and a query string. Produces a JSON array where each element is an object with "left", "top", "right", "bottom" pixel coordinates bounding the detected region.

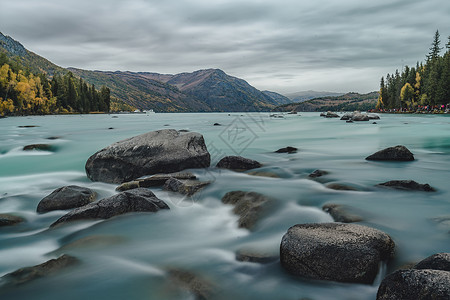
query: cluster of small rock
[{"left": 1, "top": 128, "right": 448, "bottom": 299}]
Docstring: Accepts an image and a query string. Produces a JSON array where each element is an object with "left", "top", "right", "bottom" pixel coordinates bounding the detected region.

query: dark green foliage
[
  {"left": 1, "top": 54, "right": 111, "bottom": 115},
  {"left": 378, "top": 30, "right": 450, "bottom": 110}
]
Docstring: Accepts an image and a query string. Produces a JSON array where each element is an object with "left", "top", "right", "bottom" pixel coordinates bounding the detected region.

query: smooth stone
[
  {"left": 414, "top": 253, "right": 450, "bottom": 271},
  {"left": 116, "top": 172, "right": 197, "bottom": 191},
  {"left": 366, "top": 145, "right": 414, "bottom": 161},
  {"left": 321, "top": 111, "right": 339, "bottom": 118},
  {"left": 37, "top": 185, "right": 96, "bottom": 213},
  {"left": 1, "top": 255, "right": 79, "bottom": 286},
  {"left": 0, "top": 214, "right": 25, "bottom": 227},
  {"left": 163, "top": 178, "right": 210, "bottom": 196},
  {"left": 275, "top": 146, "right": 298, "bottom": 154},
  {"left": 322, "top": 204, "right": 364, "bottom": 223},
  {"left": 216, "top": 156, "right": 261, "bottom": 171},
  {"left": 85, "top": 129, "right": 210, "bottom": 184},
  {"left": 18, "top": 125, "right": 39, "bottom": 128},
  {"left": 280, "top": 223, "right": 395, "bottom": 284},
  {"left": 50, "top": 188, "right": 169, "bottom": 227},
  {"left": 308, "top": 169, "right": 329, "bottom": 178},
  {"left": 213, "top": 123, "right": 221, "bottom": 126},
  {"left": 221, "top": 191, "right": 272, "bottom": 230},
  {"left": 23, "top": 144, "right": 53, "bottom": 151},
  {"left": 376, "top": 180, "right": 435, "bottom": 192},
  {"left": 376, "top": 269, "right": 450, "bottom": 300}
]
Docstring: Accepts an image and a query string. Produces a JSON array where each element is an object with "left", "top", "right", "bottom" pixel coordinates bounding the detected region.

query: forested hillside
[
  {"left": 377, "top": 31, "right": 450, "bottom": 111},
  {"left": 0, "top": 53, "right": 114, "bottom": 116}
]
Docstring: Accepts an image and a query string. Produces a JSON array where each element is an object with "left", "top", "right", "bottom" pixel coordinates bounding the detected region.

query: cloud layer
[{"left": 1, "top": 0, "right": 449, "bottom": 93}]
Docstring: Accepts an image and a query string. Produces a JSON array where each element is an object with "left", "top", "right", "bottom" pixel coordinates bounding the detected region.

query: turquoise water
[{"left": 0, "top": 113, "right": 449, "bottom": 299}]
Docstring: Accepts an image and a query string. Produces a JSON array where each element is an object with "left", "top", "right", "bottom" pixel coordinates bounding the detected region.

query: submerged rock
[
  {"left": 366, "top": 145, "right": 414, "bottom": 161},
  {"left": 280, "top": 223, "right": 395, "bottom": 284},
  {"left": 116, "top": 172, "right": 197, "bottom": 191},
  {"left": 322, "top": 204, "right": 364, "bottom": 223},
  {"left": 235, "top": 249, "right": 278, "bottom": 264},
  {"left": 85, "top": 129, "right": 210, "bottom": 184},
  {"left": 376, "top": 269, "right": 450, "bottom": 300},
  {"left": 216, "top": 156, "right": 261, "bottom": 171},
  {"left": 376, "top": 180, "right": 435, "bottom": 192},
  {"left": 414, "top": 253, "right": 450, "bottom": 272},
  {"left": 308, "top": 169, "right": 329, "bottom": 178},
  {"left": 1, "top": 255, "right": 79, "bottom": 286},
  {"left": 221, "top": 191, "right": 272, "bottom": 230},
  {"left": 167, "top": 269, "right": 215, "bottom": 300},
  {"left": 246, "top": 171, "right": 280, "bottom": 178},
  {"left": 23, "top": 144, "right": 53, "bottom": 151},
  {"left": 325, "top": 183, "right": 358, "bottom": 191},
  {"left": 321, "top": 111, "right": 339, "bottom": 118},
  {"left": 51, "top": 188, "right": 169, "bottom": 227},
  {"left": 0, "top": 214, "right": 25, "bottom": 227},
  {"left": 37, "top": 185, "right": 96, "bottom": 213},
  {"left": 163, "top": 178, "right": 210, "bottom": 196},
  {"left": 275, "top": 146, "right": 298, "bottom": 154}
]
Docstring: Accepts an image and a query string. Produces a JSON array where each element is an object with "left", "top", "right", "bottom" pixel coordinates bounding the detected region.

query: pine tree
[{"left": 427, "top": 30, "right": 442, "bottom": 62}]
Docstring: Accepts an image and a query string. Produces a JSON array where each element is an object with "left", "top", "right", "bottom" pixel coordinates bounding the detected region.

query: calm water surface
[{"left": 0, "top": 112, "right": 449, "bottom": 299}]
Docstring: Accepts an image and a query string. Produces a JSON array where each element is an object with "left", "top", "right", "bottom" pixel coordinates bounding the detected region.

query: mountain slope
[
  {"left": 276, "top": 92, "right": 378, "bottom": 112},
  {"left": 0, "top": 32, "right": 64, "bottom": 75},
  {"left": 1, "top": 32, "right": 291, "bottom": 112}
]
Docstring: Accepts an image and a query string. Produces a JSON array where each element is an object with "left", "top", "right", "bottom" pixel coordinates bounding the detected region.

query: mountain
[
  {"left": 275, "top": 92, "right": 378, "bottom": 112},
  {"left": 285, "top": 90, "right": 345, "bottom": 102},
  {"left": 77, "top": 69, "right": 292, "bottom": 112},
  {"left": 1, "top": 31, "right": 290, "bottom": 112},
  {"left": 0, "top": 32, "right": 64, "bottom": 76}
]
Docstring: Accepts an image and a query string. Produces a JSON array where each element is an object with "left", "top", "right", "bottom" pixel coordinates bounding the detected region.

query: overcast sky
[{"left": 1, "top": 0, "right": 449, "bottom": 94}]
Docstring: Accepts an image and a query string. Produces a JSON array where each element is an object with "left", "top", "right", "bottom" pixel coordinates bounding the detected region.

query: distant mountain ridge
[
  {"left": 276, "top": 92, "right": 378, "bottom": 112},
  {"left": 285, "top": 90, "right": 345, "bottom": 102},
  {"left": 1, "top": 31, "right": 291, "bottom": 112}
]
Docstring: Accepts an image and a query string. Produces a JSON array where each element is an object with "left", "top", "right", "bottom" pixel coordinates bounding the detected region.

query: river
[{"left": 0, "top": 112, "right": 449, "bottom": 299}]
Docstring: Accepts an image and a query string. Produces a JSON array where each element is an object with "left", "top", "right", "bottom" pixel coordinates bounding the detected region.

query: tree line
[
  {"left": 0, "top": 52, "right": 111, "bottom": 116},
  {"left": 376, "top": 30, "right": 450, "bottom": 111}
]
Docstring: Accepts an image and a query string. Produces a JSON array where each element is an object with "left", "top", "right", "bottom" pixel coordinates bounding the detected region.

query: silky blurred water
[{"left": 0, "top": 112, "right": 449, "bottom": 300}]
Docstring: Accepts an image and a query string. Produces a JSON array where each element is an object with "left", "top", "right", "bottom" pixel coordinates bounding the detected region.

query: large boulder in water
[
  {"left": 366, "top": 145, "right": 414, "bottom": 161},
  {"left": 37, "top": 185, "right": 96, "bottom": 213},
  {"left": 376, "top": 269, "right": 450, "bottom": 300},
  {"left": 51, "top": 188, "right": 169, "bottom": 227},
  {"left": 85, "top": 129, "right": 210, "bottom": 184},
  {"left": 280, "top": 223, "right": 395, "bottom": 284},
  {"left": 414, "top": 253, "right": 450, "bottom": 272}
]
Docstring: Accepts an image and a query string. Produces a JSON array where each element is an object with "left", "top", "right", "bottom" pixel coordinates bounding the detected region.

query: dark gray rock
[
  {"left": 308, "top": 169, "right": 329, "bottom": 178},
  {"left": 322, "top": 204, "right": 363, "bottom": 223},
  {"left": 50, "top": 188, "right": 169, "bottom": 227},
  {"left": 0, "top": 214, "right": 25, "bottom": 227},
  {"left": 37, "top": 185, "right": 96, "bottom": 213},
  {"left": 85, "top": 129, "right": 210, "bottom": 184},
  {"left": 414, "top": 253, "right": 450, "bottom": 271},
  {"left": 366, "top": 145, "right": 414, "bottom": 161},
  {"left": 368, "top": 114, "right": 380, "bottom": 120},
  {"left": 23, "top": 144, "right": 53, "bottom": 151},
  {"left": 221, "top": 191, "right": 272, "bottom": 230},
  {"left": 321, "top": 111, "right": 339, "bottom": 118},
  {"left": 1, "top": 255, "right": 79, "bottom": 286},
  {"left": 116, "top": 172, "right": 197, "bottom": 191},
  {"left": 280, "top": 223, "right": 395, "bottom": 284},
  {"left": 376, "top": 269, "right": 450, "bottom": 300},
  {"left": 216, "top": 156, "right": 261, "bottom": 171},
  {"left": 275, "top": 146, "right": 298, "bottom": 154},
  {"left": 377, "top": 180, "right": 435, "bottom": 192},
  {"left": 213, "top": 123, "right": 221, "bottom": 126},
  {"left": 163, "top": 178, "right": 210, "bottom": 196}
]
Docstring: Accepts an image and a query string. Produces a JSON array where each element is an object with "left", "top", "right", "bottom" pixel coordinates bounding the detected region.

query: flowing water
[{"left": 0, "top": 112, "right": 449, "bottom": 300}]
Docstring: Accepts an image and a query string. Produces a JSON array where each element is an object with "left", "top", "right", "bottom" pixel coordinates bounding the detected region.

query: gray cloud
[{"left": 0, "top": 0, "right": 449, "bottom": 93}]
